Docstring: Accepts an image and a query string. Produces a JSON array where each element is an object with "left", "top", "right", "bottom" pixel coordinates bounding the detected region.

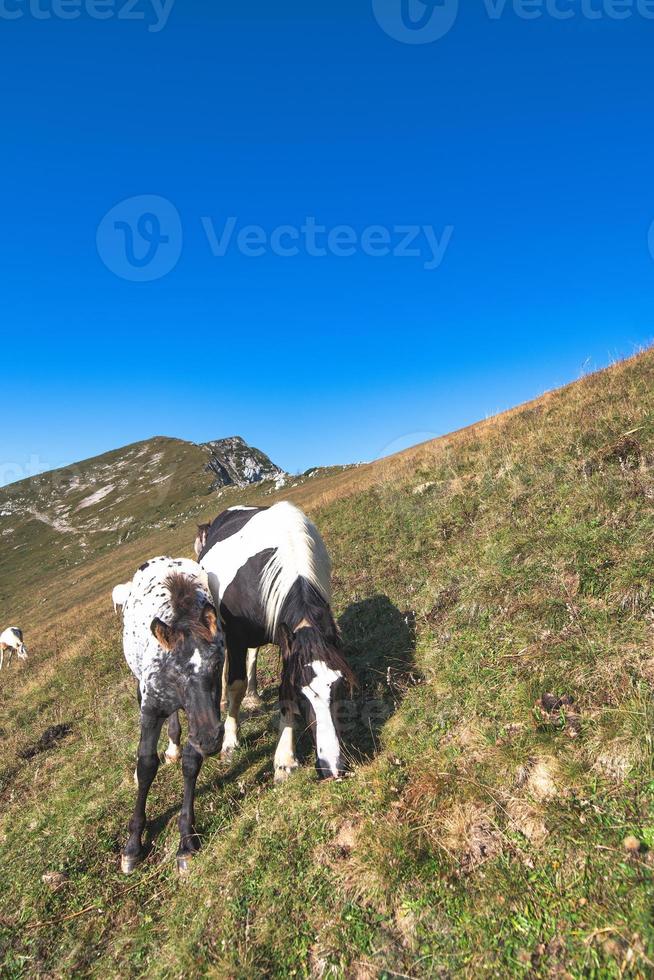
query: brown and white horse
[{"left": 196, "top": 502, "right": 353, "bottom": 782}]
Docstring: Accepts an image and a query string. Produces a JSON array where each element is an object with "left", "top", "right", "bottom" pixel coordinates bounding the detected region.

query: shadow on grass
[
  {"left": 129, "top": 600, "right": 417, "bottom": 858},
  {"left": 142, "top": 723, "right": 276, "bottom": 851},
  {"left": 337, "top": 594, "right": 418, "bottom": 763}
]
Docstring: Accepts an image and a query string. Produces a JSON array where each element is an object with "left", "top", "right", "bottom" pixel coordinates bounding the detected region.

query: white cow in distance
[
  {"left": 112, "top": 583, "right": 132, "bottom": 614},
  {"left": 0, "top": 627, "right": 28, "bottom": 669}
]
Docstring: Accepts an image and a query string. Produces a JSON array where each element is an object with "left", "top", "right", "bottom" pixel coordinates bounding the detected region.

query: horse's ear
[
  {"left": 201, "top": 602, "right": 219, "bottom": 637},
  {"left": 194, "top": 524, "right": 209, "bottom": 557},
  {"left": 151, "top": 617, "right": 175, "bottom": 650}
]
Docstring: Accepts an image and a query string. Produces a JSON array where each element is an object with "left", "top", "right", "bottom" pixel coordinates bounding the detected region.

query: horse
[
  {"left": 0, "top": 627, "right": 28, "bottom": 670},
  {"left": 196, "top": 502, "right": 354, "bottom": 782},
  {"left": 196, "top": 524, "right": 262, "bottom": 713},
  {"left": 121, "top": 556, "right": 225, "bottom": 874},
  {"left": 112, "top": 582, "right": 132, "bottom": 614}
]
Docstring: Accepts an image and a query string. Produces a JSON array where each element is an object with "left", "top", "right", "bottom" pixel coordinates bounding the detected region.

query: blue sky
[{"left": 1, "top": 0, "right": 653, "bottom": 485}]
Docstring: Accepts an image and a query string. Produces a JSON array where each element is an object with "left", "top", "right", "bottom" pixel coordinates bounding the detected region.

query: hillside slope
[
  {"left": 0, "top": 435, "right": 282, "bottom": 613},
  {"left": 1, "top": 352, "right": 653, "bottom": 977}
]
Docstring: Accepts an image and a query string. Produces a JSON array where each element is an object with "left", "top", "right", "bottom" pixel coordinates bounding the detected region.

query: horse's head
[
  {"left": 280, "top": 624, "right": 355, "bottom": 780},
  {"left": 11, "top": 628, "right": 28, "bottom": 660},
  {"left": 151, "top": 578, "right": 224, "bottom": 757},
  {"left": 194, "top": 523, "right": 211, "bottom": 558}
]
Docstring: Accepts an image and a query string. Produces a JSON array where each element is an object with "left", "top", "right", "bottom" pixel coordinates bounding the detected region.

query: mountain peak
[{"left": 200, "top": 436, "right": 284, "bottom": 489}]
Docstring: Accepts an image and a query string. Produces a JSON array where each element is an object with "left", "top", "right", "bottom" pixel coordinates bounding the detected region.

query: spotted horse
[{"left": 120, "top": 556, "right": 225, "bottom": 873}]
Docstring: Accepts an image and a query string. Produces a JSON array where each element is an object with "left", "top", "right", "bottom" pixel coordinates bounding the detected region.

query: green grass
[{"left": 1, "top": 351, "right": 654, "bottom": 976}]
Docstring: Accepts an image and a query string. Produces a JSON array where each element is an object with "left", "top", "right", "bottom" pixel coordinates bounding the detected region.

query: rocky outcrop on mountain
[{"left": 201, "top": 436, "right": 284, "bottom": 490}]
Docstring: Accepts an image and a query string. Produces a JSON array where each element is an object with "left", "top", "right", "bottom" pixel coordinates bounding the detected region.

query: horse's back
[
  {"left": 0, "top": 627, "right": 22, "bottom": 646},
  {"left": 201, "top": 506, "right": 268, "bottom": 558},
  {"left": 200, "top": 502, "right": 331, "bottom": 635},
  {"left": 122, "top": 557, "right": 210, "bottom": 681}
]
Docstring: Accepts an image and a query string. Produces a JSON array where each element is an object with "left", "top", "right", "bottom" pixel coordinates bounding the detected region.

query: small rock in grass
[
  {"left": 42, "top": 871, "right": 68, "bottom": 889},
  {"left": 623, "top": 835, "right": 642, "bottom": 854}
]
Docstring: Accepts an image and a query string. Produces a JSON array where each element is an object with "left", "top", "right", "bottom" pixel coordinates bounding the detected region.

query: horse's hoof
[
  {"left": 176, "top": 852, "right": 195, "bottom": 876},
  {"left": 164, "top": 748, "right": 181, "bottom": 765},
  {"left": 220, "top": 743, "right": 238, "bottom": 762},
  {"left": 242, "top": 694, "right": 263, "bottom": 713},
  {"left": 274, "top": 764, "right": 299, "bottom": 784},
  {"left": 121, "top": 853, "right": 140, "bottom": 875}
]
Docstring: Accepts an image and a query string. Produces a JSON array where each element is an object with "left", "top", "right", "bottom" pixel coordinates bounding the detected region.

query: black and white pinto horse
[
  {"left": 121, "top": 557, "right": 225, "bottom": 873},
  {"left": 196, "top": 502, "right": 353, "bottom": 782}
]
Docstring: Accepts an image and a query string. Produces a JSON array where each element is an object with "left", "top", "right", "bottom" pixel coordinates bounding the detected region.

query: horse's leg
[
  {"left": 121, "top": 712, "right": 164, "bottom": 873},
  {"left": 176, "top": 742, "right": 204, "bottom": 874},
  {"left": 274, "top": 702, "right": 299, "bottom": 783},
  {"left": 220, "top": 652, "right": 228, "bottom": 714},
  {"left": 242, "top": 647, "right": 263, "bottom": 711},
  {"left": 221, "top": 643, "right": 247, "bottom": 760},
  {"left": 0, "top": 645, "right": 4, "bottom": 671},
  {"left": 164, "top": 711, "right": 182, "bottom": 764},
  {"left": 133, "top": 682, "right": 142, "bottom": 785}
]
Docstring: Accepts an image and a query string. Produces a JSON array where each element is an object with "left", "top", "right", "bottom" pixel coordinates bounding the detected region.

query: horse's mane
[
  {"left": 165, "top": 573, "right": 213, "bottom": 642},
  {"left": 259, "top": 502, "right": 331, "bottom": 637},
  {"left": 278, "top": 585, "right": 356, "bottom": 702}
]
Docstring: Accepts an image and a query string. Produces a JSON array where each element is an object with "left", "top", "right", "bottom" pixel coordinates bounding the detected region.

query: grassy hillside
[
  {"left": 1, "top": 352, "right": 654, "bottom": 977},
  {"left": 0, "top": 432, "right": 350, "bottom": 626},
  {"left": 0, "top": 437, "right": 213, "bottom": 612}
]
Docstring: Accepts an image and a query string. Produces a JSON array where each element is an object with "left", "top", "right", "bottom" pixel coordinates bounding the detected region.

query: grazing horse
[
  {"left": 112, "top": 582, "right": 131, "bottom": 614},
  {"left": 0, "top": 627, "right": 28, "bottom": 670},
  {"left": 121, "top": 557, "right": 225, "bottom": 874},
  {"left": 196, "top": 502, "right": 353, "bottom": 782},
  {"left": 196, "top": 524, "right": 261, "bottom": 712}
]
